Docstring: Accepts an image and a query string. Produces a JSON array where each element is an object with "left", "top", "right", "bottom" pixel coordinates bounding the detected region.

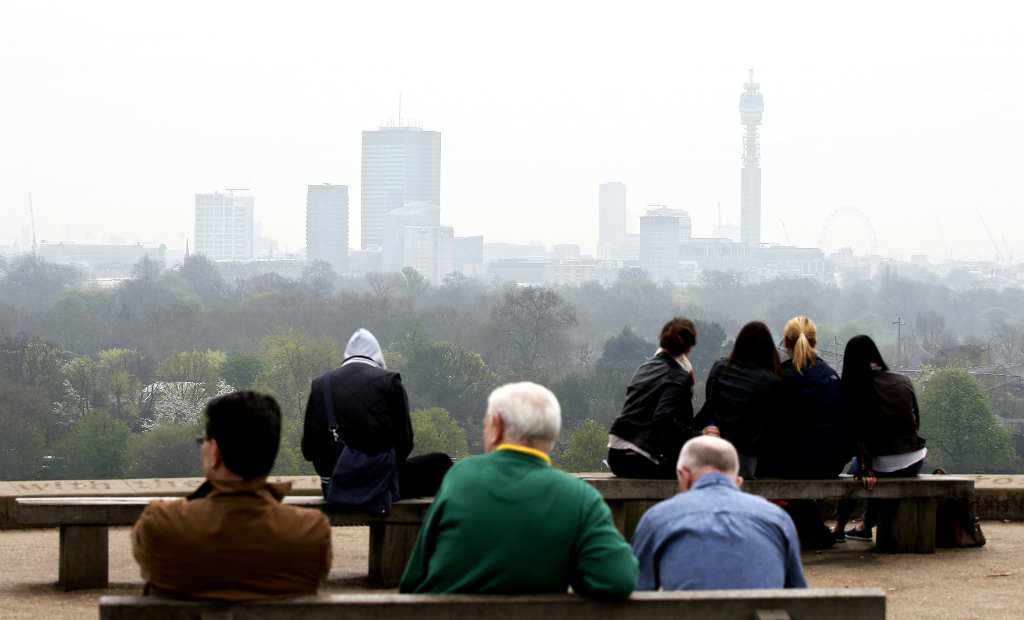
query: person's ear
[
  {"left": 735, "top": 475, "right": 744, "bottom": 489},
  {"left": 491, "top": 414, "right": 504, "bottom": 442},
  {"left": 209, "top": 438, "right": 224, "bottom": 469}
]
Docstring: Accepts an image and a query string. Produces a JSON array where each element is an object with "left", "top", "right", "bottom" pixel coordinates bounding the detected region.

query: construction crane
[
  {"left": 936, "top": 219, "right": 952, "bottom": 260},
  {"left": 28, "top": 193, "right": 37, "bottom": 256},
  {"left": 1002, "top": 235, "right": 1014, "bottom": 262},
  {"left": 780, "top": 218, "right": 791, "bottom": 245},
  {"left": 974, "top": 207, "right": 1003, "bottom": 262}
]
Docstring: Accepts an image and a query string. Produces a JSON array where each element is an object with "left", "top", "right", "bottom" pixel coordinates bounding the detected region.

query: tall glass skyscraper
[
  {"left": 599, "top": 182, "right": 627, "bottom": 245},
  {"left": 360, "top": 125, "right": 441, "bottom": 249},
  {"left": 306, "top": 183, "right": 349, "bottom": 272}
]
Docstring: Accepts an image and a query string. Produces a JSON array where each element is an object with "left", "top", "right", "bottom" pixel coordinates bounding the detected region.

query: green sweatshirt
[{"left": 399, "top": 446, "right": 638, "bottom": 600}]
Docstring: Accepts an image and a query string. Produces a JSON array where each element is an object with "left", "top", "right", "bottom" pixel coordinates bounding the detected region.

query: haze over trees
[{"left": 0, "top": 253, "right": 1021, "bottom": 480}]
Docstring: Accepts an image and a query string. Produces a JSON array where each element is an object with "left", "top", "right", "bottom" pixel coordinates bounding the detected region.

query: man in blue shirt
[{"left": 631, "top": 436, "right": 807, "bottom": 591}]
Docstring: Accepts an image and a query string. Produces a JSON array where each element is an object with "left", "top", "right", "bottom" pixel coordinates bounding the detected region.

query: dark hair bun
[{"left": 660, "top": 317, "right": 697, "bottom": 356}]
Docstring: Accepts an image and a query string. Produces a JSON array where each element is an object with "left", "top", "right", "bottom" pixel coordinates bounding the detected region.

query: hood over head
[{"left": 344, "top": 328, "right": 387, "bottom": 369}]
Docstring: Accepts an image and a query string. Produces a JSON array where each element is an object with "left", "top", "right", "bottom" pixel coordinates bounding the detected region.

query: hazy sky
[{"left": 2, "top": 2, "right": 1022, "bottom": 262}]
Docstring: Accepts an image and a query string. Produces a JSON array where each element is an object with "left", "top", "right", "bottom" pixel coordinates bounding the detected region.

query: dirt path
[{"left": 1, "top": 522, "right": 1021, "bottom": 619}]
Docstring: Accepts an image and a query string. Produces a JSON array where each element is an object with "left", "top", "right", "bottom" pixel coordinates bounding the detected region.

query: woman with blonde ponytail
[{"left": 756, "top": 317, "right": 846, "bottom": 480}]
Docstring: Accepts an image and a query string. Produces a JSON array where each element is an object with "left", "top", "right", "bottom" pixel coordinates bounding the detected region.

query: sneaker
[
  {"left": 832, "top": 528, "right": 847, "bottom": 543},
  {"left": 845, "top": 526, "right": 873, "bottom": 542}
]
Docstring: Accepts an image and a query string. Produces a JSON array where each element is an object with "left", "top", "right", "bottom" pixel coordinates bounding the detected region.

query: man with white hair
[
  {"left": 399, "top": 382, "right": 638, "bottom": 600},
  {"left": 631, "top": 436, "right": 807, "bottom": 590}
]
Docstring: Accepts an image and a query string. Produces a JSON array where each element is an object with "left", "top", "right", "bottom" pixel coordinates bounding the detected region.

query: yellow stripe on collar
[{"left": 496, "top": 444, "right": 552, "bottom": 465}]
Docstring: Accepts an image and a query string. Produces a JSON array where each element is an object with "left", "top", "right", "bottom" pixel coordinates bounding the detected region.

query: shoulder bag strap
[{"left": 321, "top": 370, "right": 339, "bottom": 442}]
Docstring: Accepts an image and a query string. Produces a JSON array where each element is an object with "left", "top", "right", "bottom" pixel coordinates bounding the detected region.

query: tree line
[{"left": 0, "top": 252, "right": 1021, "bottom": 480}]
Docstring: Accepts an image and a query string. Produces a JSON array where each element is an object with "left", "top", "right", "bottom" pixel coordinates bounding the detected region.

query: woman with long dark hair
[
  {"left": 832, "top": 335, "right": 926, "bottom": 543},
  {"left": 607, "top": 317, "right": 719, "bottom": 479},
  {"left": 695, "top": 321, "right": 781, "bottom": 478}
]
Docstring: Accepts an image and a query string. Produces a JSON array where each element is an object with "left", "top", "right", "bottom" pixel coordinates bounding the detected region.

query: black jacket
[
  {"left": 845, "top": 370, "right": 926, "bottom": 476},
  {"left": 301, "top": 362, "right": 414, "bottom": 480},
  {"left": 609, "top": 352, "right": 699, "bottom": 465},
  {"left": 758, "top": 358, "right": 845, "bottom": 471},
  {"left": 695, "top": 358, "right": 780, "bottom": 456}
]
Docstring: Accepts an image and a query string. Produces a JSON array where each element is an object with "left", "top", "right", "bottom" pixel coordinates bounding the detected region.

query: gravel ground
[{"left": 1, "top": 522, "right": 1021, "bottom": 620}]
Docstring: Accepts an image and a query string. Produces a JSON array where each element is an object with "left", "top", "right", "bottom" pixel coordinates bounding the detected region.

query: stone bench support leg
[
  {"left": 875, "top": 499, "right": 936, "bottom": 554},
  {"left": 607, "top": 500, "right": 659, "bottom": 542},
  {"left": 368, "top": 523, "right": 421, "bottom": 587},
  {"left": 59, "top": 524, "right": 109, "bottom": 591}
]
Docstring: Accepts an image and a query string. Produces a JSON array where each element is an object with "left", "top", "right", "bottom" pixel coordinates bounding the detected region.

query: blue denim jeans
[{"left": 834, "top": 457, "right": 924, "bottom": 528}]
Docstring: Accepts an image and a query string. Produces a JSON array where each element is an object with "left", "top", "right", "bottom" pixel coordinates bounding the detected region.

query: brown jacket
[{"left": 131, "top": 478, "right": 332, "bottom": 601}]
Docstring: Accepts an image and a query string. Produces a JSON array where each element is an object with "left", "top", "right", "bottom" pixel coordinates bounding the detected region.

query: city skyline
[{"left": 1, "top": 4, "right": 1021, "bottom": 263}]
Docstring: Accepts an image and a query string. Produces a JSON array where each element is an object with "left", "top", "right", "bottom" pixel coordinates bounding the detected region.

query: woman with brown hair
[
  {"left": 607, "top": 317, "right": 719, "bottom": 479},
  {"left": 694, "top": 321, "right": 782, "bottom": 479},
  {"left": 756, "top": 317, "right": 846, "bottom": 479}
]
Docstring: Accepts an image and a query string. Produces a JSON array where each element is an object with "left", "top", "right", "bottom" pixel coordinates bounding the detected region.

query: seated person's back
[
  {"left": 632, "top": 436, "right": 806, "bottom": 591},
  {"left": 399, "top": 382, "right": 638, "bottom": 600},
  {"left": 132, "top": 391, "right": 332, "bottom": 601}
]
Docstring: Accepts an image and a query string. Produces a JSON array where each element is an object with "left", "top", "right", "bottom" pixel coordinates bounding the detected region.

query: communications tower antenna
[
  {"left": 974, "top": 207, "right": 1004, "bottom": 262},
  {"left": 936, "top": 220, "right": 952, "bottom": 259},
  {"left": 28, "top": 194, "right": 37, "bottom": 256}
]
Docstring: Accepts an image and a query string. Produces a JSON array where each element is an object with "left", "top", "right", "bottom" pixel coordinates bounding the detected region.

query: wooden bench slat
[
  {"left": 99, "top": 590, "right": 886, "bottom": 620},
  {"left": 15, "top": 497, "right": 433, "bottom": 526},
  {"left": 579, "top": 474, "right": 975, "bottom": 501}
]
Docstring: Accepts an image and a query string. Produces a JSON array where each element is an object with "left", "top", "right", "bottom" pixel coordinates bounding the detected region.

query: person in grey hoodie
[{"left": 302, "top": 329, "right": 453, "bottom": 506}]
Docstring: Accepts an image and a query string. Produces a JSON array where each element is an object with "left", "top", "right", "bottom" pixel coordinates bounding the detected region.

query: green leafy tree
[
  {"left": 123, "top": 424, "right": 203, "bottom": 478},
  {"left": 558, "top": 419, "right": 609, "bottom": 473},
  {"left": 0, "top": 379, "right": 50, "bottom": 480},
  {"left": 410, "top": 408, "right": 469, "bottom": 459},
  {"left": 218, "top": 352, "right": 268, "bottom": 391},
  {"left": 301, "top": 259, "right": 337, "bottom": 296},
  {"left": 255, "top": 329, "right": 339, "bottom": 417},
  {"left": 596, "top": 326, "right": 651, "bottom": 373},
  {"left": 690, "top": 320, "right": 730, "bottom": 383},
  {"left": 177, "top": 253, "right": 227, "bottom": 305},
  {"left": 97, "top": 348, "right": 146, "bottom": 426},
  {"left": 55, "top": 411, "right": 132, "bottom": 478},
  {"left": 399, "top": 266, "right": 430, "bottom": 301},
  {"left": 920, "top": 369, "right": 1017, "bottom": 473},
  {"left": 272, "top": 417, "right": 314, "bottom": 476},
  {"left": 404, "top": 341, "right": 497, "bottom": 426}
]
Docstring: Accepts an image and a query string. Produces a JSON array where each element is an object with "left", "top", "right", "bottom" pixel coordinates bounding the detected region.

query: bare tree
[{"left": 490, "top": 285, "right": 579, "bottom": 368}]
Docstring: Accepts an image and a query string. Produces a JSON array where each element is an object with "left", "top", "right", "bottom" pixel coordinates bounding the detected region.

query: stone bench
[
  {"left": 580, "top": 473, "right": 975, "bottom": 554},
  {"left": 15, "top": 474, "right": 974, "bottom": 591},
  {"left": 98, "top": 590, "right": 887, "bottom": 620},
  {"left": 16, "top": 496, "right": 430, "bottom": 591}
]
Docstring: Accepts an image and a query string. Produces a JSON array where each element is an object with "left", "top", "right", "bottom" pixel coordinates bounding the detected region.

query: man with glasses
[{"left": 132, "top": 391, "right": 332, "bottom": 600}]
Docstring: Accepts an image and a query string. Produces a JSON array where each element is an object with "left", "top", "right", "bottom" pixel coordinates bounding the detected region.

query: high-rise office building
[
  {"left": 382, "top": 201, "right": 441, "bottom": 272},
  {"left": 361, "top": 125, "right": 441, "bottom": 249},
  {"left": 645, "top": 207, "right": 692, "bottom": 242},
  {"left": 599, "top": 182, "right": 627, "bottom": 245},
  {"left": 453, "top": 236, "right": 484, "bottom": 275},
  {"left": 194, "top": 192, "right": 254, "bottom": 261},
  {"left": 305, "top": 184, "right": 349, "bottom": 272},
  {"left": 739, "top": 70, "right": 764, "bottom": 246},
  {"left": 639, "top": 212, "right": 680, "bottom": 283},
  {"left": 404, "top": 225, "right": 454, "bottom": 283}
]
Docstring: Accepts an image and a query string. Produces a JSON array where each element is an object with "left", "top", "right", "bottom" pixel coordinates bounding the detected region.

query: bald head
[{"left": 677, "top": 436, "right": 740, "bottom": 480}]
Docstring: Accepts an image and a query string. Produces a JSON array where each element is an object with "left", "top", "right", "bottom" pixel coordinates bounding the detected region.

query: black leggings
[
  {"left": 607, "top": 448, "right": 677, "bottom": 479},
  {"left": 834, "top": 457, "right": 924, "bottom": 528},
  {"left": 319, "top": 452, "right": 454, "bottom": 500},
  {"left": 398, "top": 452, "right": 454, "bottom": 498}
]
